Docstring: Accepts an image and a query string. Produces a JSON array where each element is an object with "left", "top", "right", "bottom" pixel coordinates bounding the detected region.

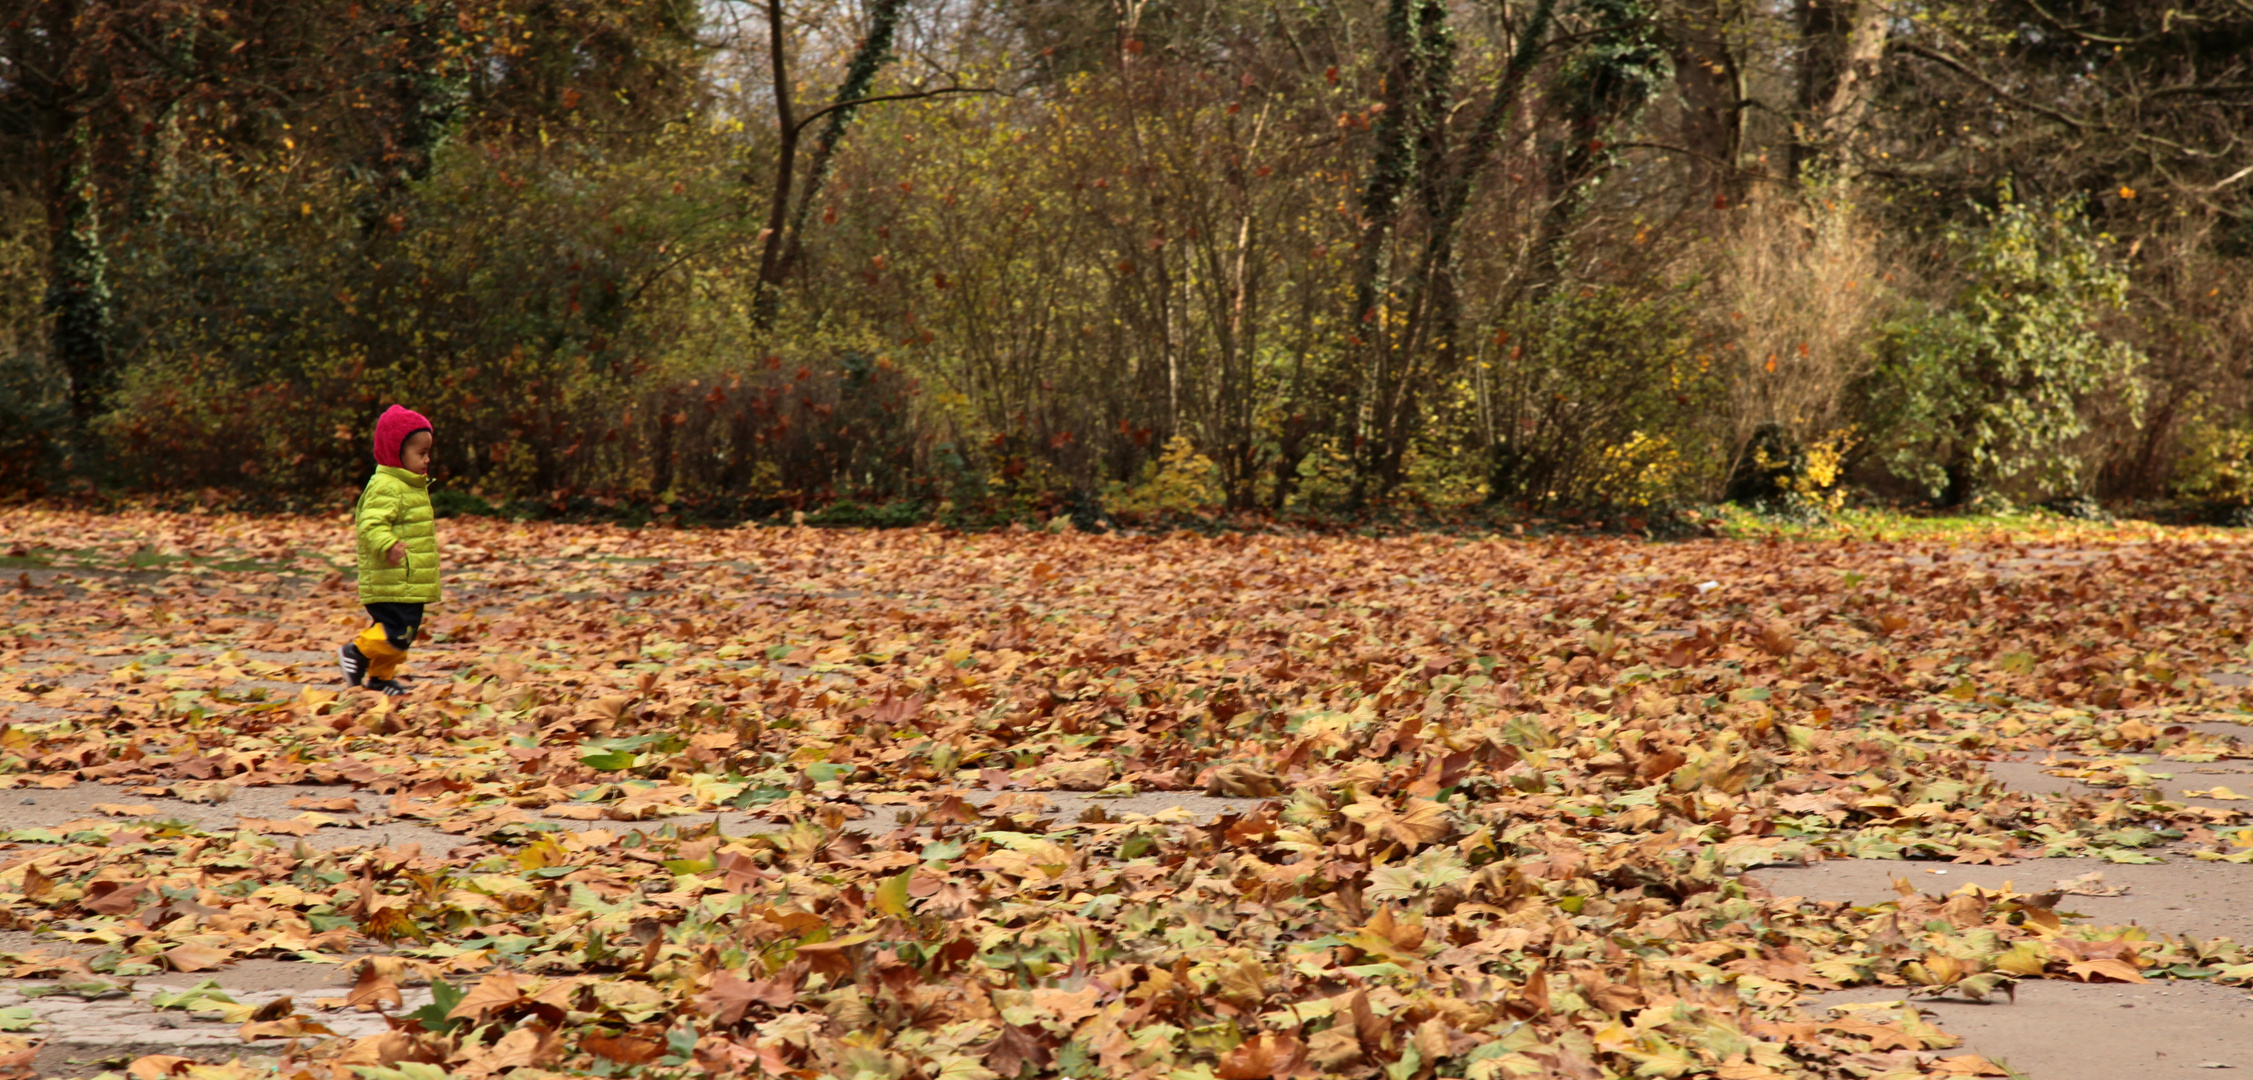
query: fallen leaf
[{"left": 163, "top": 944, "right": 232, "bottom": 973}]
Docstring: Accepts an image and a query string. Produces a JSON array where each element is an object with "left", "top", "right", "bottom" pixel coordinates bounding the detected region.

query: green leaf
[
  {"left": 570, "top": 883, "right": 633, "bottom": 915},
  {"left": 352, "top": 1065, "right": 454, "bottom": 1080},
  {"left": 2102, "top": 849, "right": 2166, "bottom": 864},
  {"left": 581, "top": 750, "right": 638, "bottom": 771},
  {"left": 0, "top": 1007, "right": 37, "bottom": 1031},
  {"left": 406, "top": 979, "right": 466, "bottom": 1034},
  {"left": 150, "top": 979, "right": 235, "bottom": 1011}
]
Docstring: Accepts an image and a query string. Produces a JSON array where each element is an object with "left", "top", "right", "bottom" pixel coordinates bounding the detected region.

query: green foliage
[
  {"left": 1482, "top": 282, "right": 1721, "bottom": 510},
  {"left": 2173, "top": 419, "right": 2253, "bottom": 513},
  {"left": 430, "top": 488, "right": 501, "bottom": 520},
  {"left": 1107, "top": 436, "right": 1223, "bottom": 516},
  {"left": 802, "top": 499, "right": 929, "bottom": 528},
  {"left": 1867, "top": 190, "right": 2146, "bottom": 504},
  {"left": 1727, "top": 426, "right": 1856, "bottom": 522},
  {"left": 0, "top": 211, "right": 68, "bottom": 492},
  {"left": 1554, "top": 0, "right": 1671, "bottom": 126},
  {"left": 10, "top": 0, "right": 2247, "bottom": 520}
]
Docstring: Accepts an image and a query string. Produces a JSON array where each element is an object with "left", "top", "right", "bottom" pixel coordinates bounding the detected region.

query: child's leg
[
  {"left": 351, "top": 625, "right": 409, "bottom": 680},
  {"left": 357, "top": 604, "right": 425, "bottom": 681}
]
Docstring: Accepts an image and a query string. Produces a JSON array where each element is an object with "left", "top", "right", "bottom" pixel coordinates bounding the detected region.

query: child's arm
[{"left": 358, "top": 483, "right": 408, "bottom": 565}]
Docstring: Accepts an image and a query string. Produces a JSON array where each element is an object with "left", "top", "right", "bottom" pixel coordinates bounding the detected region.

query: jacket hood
[{"left": 372, "top": 406, "right": 432, "bottom": 469}]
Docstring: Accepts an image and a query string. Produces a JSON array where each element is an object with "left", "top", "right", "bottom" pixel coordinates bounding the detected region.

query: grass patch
[
  {"left": 1709, "top": 503, "right": 2176, "bottom": 542},
  {"left": 208, "top": 559, "right": 309, "bottom": 574}
]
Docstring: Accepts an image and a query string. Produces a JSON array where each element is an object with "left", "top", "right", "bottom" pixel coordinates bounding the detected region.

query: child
[{"left": 338, "top": 405, "right": 441, "bottom": 695}]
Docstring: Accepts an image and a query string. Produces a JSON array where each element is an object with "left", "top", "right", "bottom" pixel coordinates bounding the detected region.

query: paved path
[{"left": 1744, "top": 740, "right": 2253, "bottom": 1079}]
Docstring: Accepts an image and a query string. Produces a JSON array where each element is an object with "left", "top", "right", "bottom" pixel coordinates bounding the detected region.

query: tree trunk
[
  {"left": 1343, "top": 0, "right": 1451, "bottom": 507},
  {"left": 776, "top": 0, "right": 909, "bottom": 283},
  {"left": 26, "top": 0, "right": 114, "bottom": 429},
  {"left": 1670, "top": 0, "right": 1748, "bottom": 206},
  {"left": 45, "top": 116, "right": 114, "bottom": 429},
  {"left": 751, "top": 0, "right": 801, "bottom": 328},
  {"left": 1791, "top": 0, "right": 1890, "bottom": 182}
]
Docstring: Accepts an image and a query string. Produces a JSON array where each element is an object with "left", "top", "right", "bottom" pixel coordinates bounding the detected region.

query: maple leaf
[
  {"left": 696, "top": 971, "right": 773, "bottom": 1027},
  {"left": 91, "top": 802, "right": 157, "bottom": 817},
  {"left": 983, "top": 1023, "right": 1051, "bottom": 1076},
  {"left": 81, "top": 879, "right": 149, "bottom": 916},
  {"left": 1216, "top": 1033, "right": 1307, "bottom": 1080},
  {"left": 584, "top": 1035, "right": 662, "bottom": 1064},
  {"left": 2065, "top": 957, "right": 2146, "bottom": 983},
  {"left": 344, "top": 964, "right": 404, "bottom": 1012},
  {"left": 457, "top": 1025, "right": 560, "bottom": 1078},
  {"left": 240, "top": 1016, "right": 336, "bottom": 1041},
  {"left": 1341, "top": 796, "right": 1452, "bottom": 847},
  {"left": 446, "top": 973, "right": 527, "bottom": 1024},
  {"left": 126, "top": 1055, "right": 195, "bottom": 1080},
  {"left": 161, "top": 943, "right": 230, "bottom": 973},
  {"left": 11, "top": 508, "right": 2253, "bottom": 1080},
  {"left": 1205, "top": 762, "right": 1285, "bottom": 797},
  {"left": 1932, "top": 1054, "right": 2012, "bottom": 1077},
  {"left": 1305, "top": 1026, "right": 1361, "bottom": 1070}
]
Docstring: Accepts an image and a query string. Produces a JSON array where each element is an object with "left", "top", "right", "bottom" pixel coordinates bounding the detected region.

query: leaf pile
[{"left": 4, "top": 508, "right": 2253, "bottom": 1079}]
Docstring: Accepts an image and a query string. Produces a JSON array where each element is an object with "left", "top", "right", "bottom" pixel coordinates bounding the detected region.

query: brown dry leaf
[
  {"left": 457, "top": 1025, "right": 558, "bottom": 1077},
  {"left": 693, "top": 972, "right": 766, "bottom": 1027},
  {"left": 288, "top": 796, "right": 360, "bottom": 812},
  {"left": 1204, "top": 762, "right": 1285, "bottom": 797},
  {"left": 1341, "top": 796, "right": 1451, "bottom": 847},
  {"left": 126, "top": 1055, "right": 195, "bottom": 1080},
  {"left": 584, "top": 1035, "right": 662, "bottom": 1064},
  {"left": 344, "top": 965, "right": 404, "bottom": 1011},
  {"left": 446, "top": 973, "right": 526, "bottom": 1023},
  {"left": 239, "top": 1016, "right": 335, "bottom": 1040},
  {"left": 1932, "top": 1054, "right": 2013, "bottom": 1076},
  {"left": 236, "top": 816, "right": 319, "bottom": 836},
  {"left": 1216, "top": 1033, "right": 1306, "bottom": 1080},
  {"left": 81, "top": 880, "right": 149, "bottom": 915},
  {"left": 2054, "top": 871, "right": 2127, "bottom": 896},
  {"left": 91, "top": 803, "right": 158, "bottom": 817},
  {"left": 2065, "top": 957, "right": 2147, "bottom": 983},
  {"left": 9, "top": 509, "right": 2253, "bottom": 1080},
  {"left": 163, "top": 943, "right": 232, "bottom": 972}
]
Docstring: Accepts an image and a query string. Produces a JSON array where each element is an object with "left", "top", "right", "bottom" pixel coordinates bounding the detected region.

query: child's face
[{"left": 401, "top": 430, "right": 434, "bottom": 475}]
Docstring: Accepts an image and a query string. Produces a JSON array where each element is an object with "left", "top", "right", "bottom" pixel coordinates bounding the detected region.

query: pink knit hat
[{"left": 371, "top": 405, "right": 432, "bottom": 468}]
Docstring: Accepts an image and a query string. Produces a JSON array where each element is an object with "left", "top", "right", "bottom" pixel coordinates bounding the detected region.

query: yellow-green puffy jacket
[{"left": 355, "top": 466, "right": 442, "bottom": 604}]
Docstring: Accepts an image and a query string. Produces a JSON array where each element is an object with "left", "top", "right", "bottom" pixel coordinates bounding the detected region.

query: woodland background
[{"left": 2, "top": 0, "right": 2250, "bottom": 524}]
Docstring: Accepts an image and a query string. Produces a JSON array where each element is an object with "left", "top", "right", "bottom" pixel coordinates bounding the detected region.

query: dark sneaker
[
  {"left": 338, "top": 644, "right": 368, "bottom": 687},
  {"left": 365, "top": 677, "right": 411, "bottom": 697}
]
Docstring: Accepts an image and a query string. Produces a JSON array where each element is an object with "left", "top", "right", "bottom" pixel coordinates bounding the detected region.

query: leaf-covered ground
[{"left": 3, "top": 507, "right": 2253, "bottom": 1080}]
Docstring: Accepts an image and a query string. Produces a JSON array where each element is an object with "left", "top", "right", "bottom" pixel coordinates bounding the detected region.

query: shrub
[
  {"left": 1108, "top": 436, "right": 1223, "bottom": 516},
  {"left": 2173, "top": 419, "right": 2253, "bottom": 513},
  {"left": 1481, "top": 282, "right": 1721, "bottom": 509},
  {"left": 1708, "top": 183, "right": 1887, "bottom": 465},
  {"left": 1864, "top": 189, "right": 2146, "bottom": 505}
]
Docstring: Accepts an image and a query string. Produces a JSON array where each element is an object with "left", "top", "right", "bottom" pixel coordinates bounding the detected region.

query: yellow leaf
[
  {"left": 873, "top": 869, "right": 913, "bottom": 918},
  {"left": 2065, "top": 957, "right": 2145, "bottom": 983},
  {"left": 1995, "top": 943, "right": 2047, "bottom": 976},
  {"left": 2183, "top": 785, "right": 2248, "bottom": 800}
]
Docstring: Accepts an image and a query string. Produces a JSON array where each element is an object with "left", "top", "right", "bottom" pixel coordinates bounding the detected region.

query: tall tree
[{"left": 749, "top": 0, "right": 991, "bottom": 325}]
